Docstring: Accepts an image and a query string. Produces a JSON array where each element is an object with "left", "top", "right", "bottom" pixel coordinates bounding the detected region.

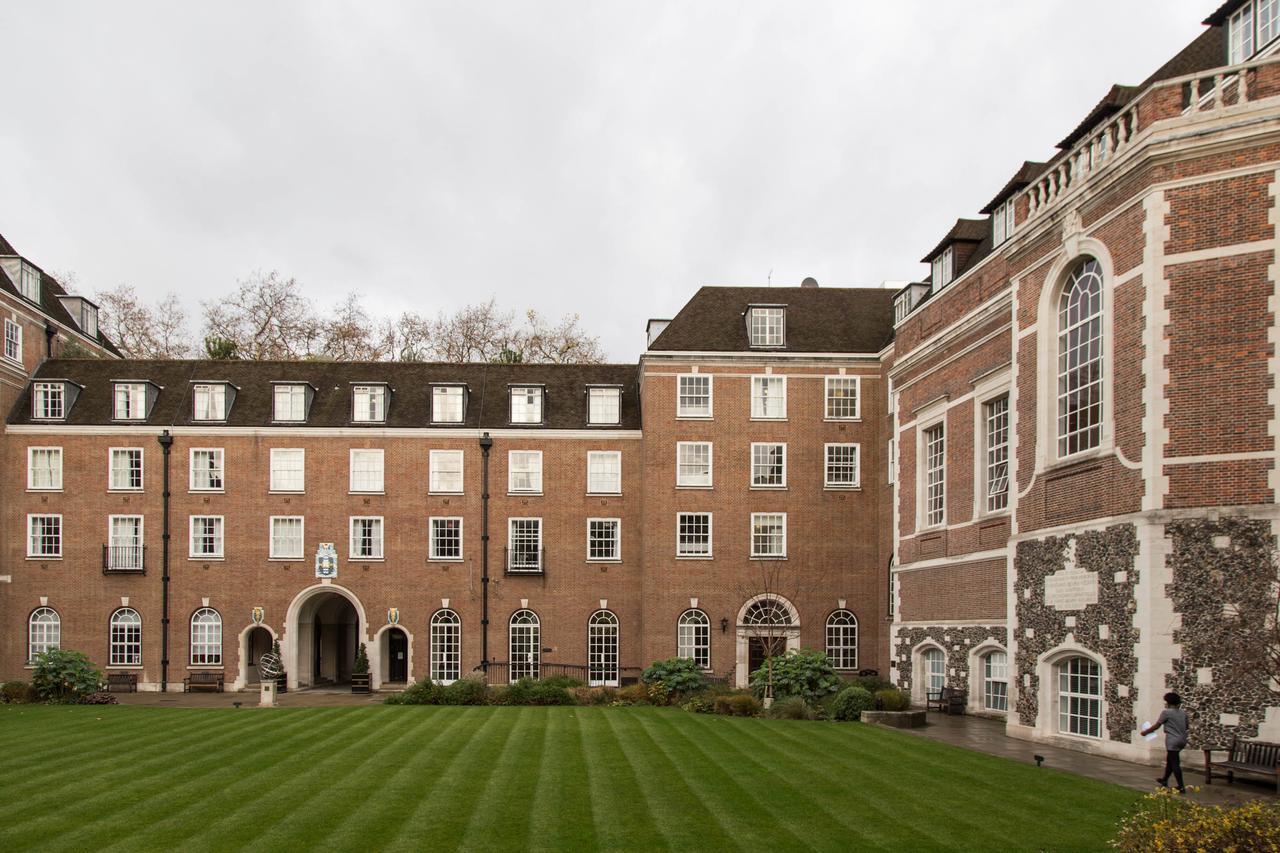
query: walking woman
[{"left": 1142, "top": 692, "right": 1189, "bottom": 794}]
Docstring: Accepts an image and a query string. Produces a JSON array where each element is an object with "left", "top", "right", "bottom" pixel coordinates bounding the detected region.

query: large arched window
[
  {"left": 190, "top": 608, "right": 222, "bottom": 666},
  {"left": 1058, "top": 656, "right": 1102, "bottom": 738},
  {"left": 825, "top": 610, "right": 858, "bottom": 671},
  {"left": 1057, "top": 258, "right": 1104, "bottom": 457},
  {"left": 922, "top": 647, "right": 945, "bottom": 693},
  {"left": 109, "top": 608, "right": 142, "bottom": 666},
  {"left": 588, "top": 610, "right": 619, "bottom": 687},
  {"left": 509, "top": 609, "right": 540, "bottom": 682},
  {"left": 677, "top": 609, "right": 710, "bottom": 669},
  {"left": 431, "top": 609, "right": 461, "bottom": 684},
  {"left": 28, "top": 607, "right": 60, "bottom": 662},
  {"left": 742, "top": 597, "right": 796, "bottom": 627},
  {"left": 983, "top": 650, "right": 1008, "bottom": 711}
]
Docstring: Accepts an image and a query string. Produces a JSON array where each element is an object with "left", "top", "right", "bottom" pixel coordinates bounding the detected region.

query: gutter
[
  {"left": 157, "top": 430, "right": 174, "bottom": 691},
  {"left": 479, "top": 432, "right": 493, "bottom": 675}
]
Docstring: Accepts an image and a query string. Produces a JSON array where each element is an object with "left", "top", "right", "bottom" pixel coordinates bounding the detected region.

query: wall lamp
[{"left": 720, "top": 618, "right": 729, "bottom": 634}]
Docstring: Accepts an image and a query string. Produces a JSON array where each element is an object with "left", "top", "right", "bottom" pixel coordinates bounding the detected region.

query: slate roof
[
  {"left": 1204, "top": 1, "right": 1247, "bottom": 26},
  {"left": 647, "top": 286, "right": 895, "bottom": 354},
  {"left": 920, "top": 219, "right": 989, "bottom": 264},
  {"left": 980, "top": 161, "right": 1050, "bottom": 215},
  {"left": 9, "top": 359, "right": 642, "bottom": 429}
]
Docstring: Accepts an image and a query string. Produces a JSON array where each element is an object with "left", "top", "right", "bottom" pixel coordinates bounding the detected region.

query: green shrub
[
  {"left": 1, "top": 680, "right": 38, "bottom": 704},
  {"left": 540, "top": 676, "right": 585, "bottom": 689},
  {"left": 831, "top": 685, "right": 875, "bottom": 721},
  {"left": 874, "top": 688, "right": 912, "bottom": 712},
  {"left": 384, "top": 680, "right": 442, "bottom": 705},
  {"left": 1112, "top": 788, "right": 1280, "bottom": 851},
  {"left": 570, "top": 686, "right": 617, "bottom": 705},
  {"left": 80, "top": 692, "right": 119, "bottom": 705},
  {"left": 728, "top": 693, "right": 762, "bottom": 717},
  {"left": 642, "top": 658, "right": 709, "bottom": 696},
  {"left": 617, "top": 682, "right": 653, "bottom": 705},
  {"left": 682, "top": 695, "right": 715, "bottom": 714},
  {"left": 854, "top": 674, "right": 893, "bottom": 693},
  {"left": 749, "top": 649, "right": 841, "bottom": 703},
  {"left": 353, "top": 643, "right": 369, "bottom": 675},
  {"left": 501, "top": 678, "right": 576, "bottom": 706},
  {"left": 768, "top": 696, "right": 815, "bottom": 720},
  {"left": 438, "top": 678, "right": 488, "bottom": 706},
  {"left": 31, "top": 650, "right": 101, "bottom": 704}
]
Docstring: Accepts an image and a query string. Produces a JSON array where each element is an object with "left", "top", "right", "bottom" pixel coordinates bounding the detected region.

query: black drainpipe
[
  {"left": 158, "top": 430, "right": 174, "bottom": 692},
  {"left": 479, "top": 431, "right": 493, "bottom": 673},
  {"left": 43, "top": 322, "right": 55, "bottom": 359}
]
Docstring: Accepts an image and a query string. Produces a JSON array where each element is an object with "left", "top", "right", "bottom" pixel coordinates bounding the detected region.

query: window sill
[
  {"left": 749, "top": 417, "right": 788, "bottom": 422},
  {"left": 428, "top": 491, "right": 465, "bottom": 497},
  {"left": 675, "top": 414, "right": 714, "bottom": 421},
  {"left": 586, "top": 559, "right": 622, "bottom": 565},
  {"left": 977, "top": 510, "right": 1011, "bottom": 522},
  {"left": 586, "top": 422, "right": 621, "bottom": 428},
  {"left": 428, "top": 557, "right": 464, "bottom": 563},
  {"left": 189, "top": 556, "right": 225, "bottom": 561},
  {"left": 190, "top": 490, "right": 225, "bottom": 495},
  {"left": 25, "top": 556, "right": 62, "bottom": 561},
  {"left": 268, "top": 490, "right": 305, "bottom": 496},
  {"left": 187, "top": 665, "right": 224, "bottom": 670},
  {"left": 349, "top": 558, "right": 385, "bottom": 563},
  {"left": 675, "top": 484, "right": 713, "bottom": 490},
  {"left": 108, "top": 488, "right": 144, "bottom": 494},
  {"left": 749, "top": 556, "right": 787, "bottom": 561},
  {"left": 823, "top": 417, "right": 862, "bottom": 423},
  {"left": 676, "top": 555, "right": 714, "bottom": 560},
  {"left": 749, "top": 485, "right": 787, "bottom": 491},
  {"left": 349, "top": 491, "right": 385, "bottom": 496},
  {"left": 824, "top": 485, "right": 862, "bottom": 491},
  {"left": 586, "top": 491, "right": 622, "bottom": 497},
  {"left": 26, "top": 488, "right": 63, "bottom": 493},
  {"left": 507, "top": 492, "right": 544, "bottom": 497},
  {"left": 1045, "top": 446, "right": 1112, "bottom": 474},
  {"left": 268, "top": 557, "right": 303, "bottom": 562}
]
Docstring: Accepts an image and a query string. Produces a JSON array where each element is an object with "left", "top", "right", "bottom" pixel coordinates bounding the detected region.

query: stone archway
[
  {"left": 734, "top": 594, "right": 800, "bottom": 688},
  {"left": 285, "top": 584, "right": 367, "bottom": 690},
  {"left": 237, "top": 624, "right": 275, "bottom": 689}
]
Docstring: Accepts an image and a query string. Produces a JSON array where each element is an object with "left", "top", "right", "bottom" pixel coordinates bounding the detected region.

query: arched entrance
[
  {"left": 381, "top": 627, "right": 409, "bottom": 684},
  {"left": 735, "top": 594, "right": 800, "bottom": 688},
  {"left": 289, "top": 587, "right": 364, "bottom": 689},
  {"left": 243, "top": 626, "right": 274, "bottom": 686}
]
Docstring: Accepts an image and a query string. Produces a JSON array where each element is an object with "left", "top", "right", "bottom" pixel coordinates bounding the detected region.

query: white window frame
[
  {"left": 676, "top": 374, "right": 713, "bottom": 419},
  {"left": 747, "top": 306, "right": 785, "bottom": 348},
  {"left": 1058, "top": 656, "right": 1103, "bottom": 739},
  {"left": 1230, "top": 3, "right": 1256, "bottom": 64},
  {"left": 507, "top": 517, "right": 543, "bottom": 572},
  {"left": 28, "top": 607, "right": 60, "bottom": 662},
  {"left": 749, "top": 512, "right": 786, "bottom": 559},
  {"left": 27, "top": 447, "right": 62, "bottom": 491},
  {"left": 932, "top": 246, "right": 954, "bottom": 291},
  {"left": 984, "top": 650, "right": 1009, "bottom": 712},
  {"left": 273, "top": 384, "right": 308, "bottom": 422},
  {"left": 750, "top": 375, "right": 787, "bottom": 420},
  {"left": 508, "top": 450, "right": 543, "bottom": 494},
  {"left": 676, "top": 512, "right": 712, "bottom": 558},
  {"left": 586, "top": 517, "right": 621, "bottom": 562},
  {"left": 983, "top": 395, "right": 1010, "bottom": 514},
  {"left": 824, "top": 376, "right": 860, "bottom": 420},
  {"left": 825, "top": 610, "right": 859, "bottom": 671},
  {"left": 1056, "top": 258, "right": 1105, "bottom": 460},
  {"left": 348, "top": 448, "right": 385, "bottom": 494},
  {"left": 189, "top": 448, "right": 225, "bottom": 492},
  {"left": 27, "top": 514, "right": 62, "bottom": 558},
  {"left": 587, "top": 610, "right": 620, "bottom": 687},
  {"left": 352, "top": 385, "right": 387, "bottom": 423},
  {"left": 1262, "top": 0, "right": 1280, "bottom": 50},
  {"left": 750, "top": 442, "right": 786, "bottom": 489},
  {"left": 113, "top": 383, "right": 147, "bottom": 421},
  {"left": 269, "top": 448, "right": 305, "bottom": 493},
  {"left": 586, "top": 450, "right": 621, "bottom": 495},
  {"left": 349, "top": 516, "right": 385, "bottom": 560},
  {"left": 109, "top": 608, "right": 142, "bottom": 667},
  {"left": 430, "top": 609, "right": 461, "bottom": 684},
  {"left": 923, "top": 647, "right": 946, "bottom": 692},
  {"left": 587, "top": 387, "right": 622, "bottom": 426},
  {"left": 32, "top": 382, "right": 65, "bottom": 420},
  {"left": 824, "top": 443, "right": 861, "bottom": 489},
  {"left": 431, "top": 385, "right": 465, "bottom": 424},
  {"left": 189, "top": 515, "right": 225, "bottom": 559},
  {"left": 107, "top": 515, "right": 144, "bottom": 570},
  {"left": 192, "top": 384, "right": 227, "bottom": 421},
  {"left": 509, "top": 609, "right": 541, "bottom": 681},
  {"left": 2, "top": 318, "right": 20, "bottom": 364},
  {"left": 428, "top": 449, "right": 464, "bottom": 495},
  {"left": 429, "top": 517, "right": 464, "bottom": 562},
  {"left": 676, "top": 441, "right": 712, "bottom": 488},
  {"left": 920, "top": 421, "right": 946, "bottom": 529},
  {"left": 190, "top": 608, "right": 223, "bottom": 666},
  {"left": 269, "top": 516, "right": 305, "bottom": 560},
  {"left": 109, "top": 447, "right": 144, "bottom": 491},
  {"left": 677, "top": 609, "right": 710, "bottom": 669},
  {"left": 18, "top": 262, "right": 41, "bottom": 302},
  {"left": 509, "top": 386, "right": 544, "bottom": 425}
]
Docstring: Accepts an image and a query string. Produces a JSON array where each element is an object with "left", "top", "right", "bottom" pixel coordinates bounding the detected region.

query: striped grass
[{"left": 0, "top": 705, "right": 1136, "bottom": 852}]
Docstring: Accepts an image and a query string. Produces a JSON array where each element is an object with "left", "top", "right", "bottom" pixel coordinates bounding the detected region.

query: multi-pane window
[
  {"left": 190, "top": 449, "right": 224, "bottom": 491},
  {"left": 113, "top": 383, "right": 147, "bottom": 420},
  {"left": 676, "top": 442, "right": 712, "bottom": 487},
  {"left": 677, "top": 374, "right": 712, "bottom": 418},
  {"left": 1058, "top": 656, "right": 1102, "bottom": 738},
  {"left": 507, "top": 518, "right": 542, "bottom": 572},
  {"left": 825, "top": 610, "right": 859, "bottom": 671},
  {"left": 432, "top": 386, "right": 465, "bottom": 423},
  {"left": 984, "top": 651, "right": 1009, "bottom": 712},
  {"left": 350, "top": 517, "right": 384, "bottom": 559},
  {"left": 28, "top": 607, "right": 60, "bottom": 662},
  {"left": 27, "top": 447, "right": 62, "bottom": 490},
  {"left": 349, "top": 449, "right": 385, "bottom": 493},
  {"left": 993, "top": 199, "right": 1016, "bottom": 246},
  {"left": 80, "top": 303, "right": 98, "bottom": 337},
  {"left": 748, "top": 306, "right": 785, "bottom": 347},
  {"left": 587, "top": 518, "right": 620, "bottom": 561},
  {"left": 1058, "top": 258, "right": 1104, "bottom": 458},
  {"left": 190, "top": 608, "right": 222, "bottom": 666},
  {"left": 931, "top": 246, "right": 954, "bottom": 290},
  {"left": 273, "top": 384, "right": 308, "bottom": 422},
  {"left": 352, "top": 385, "right": 387, "bottom": 423},
  {"left": 429, "top": 450, "right": 464, "bottom": 494},
  {"left": 750, "top": 512, "right": 786, "bottom": 558},
  {"left": 825, "top": 377, "right": 860, "bottom": 420},
  {"left": 430, "top": 517, "right": 463, "bottom": 561},
  {"left": 588, "top": 610, "right": 620, "bottom": 686},
  {"left": 32, "top": 382, "right": 64, "bottom": 419},
  {"left": 924, "top": 424, "right": 945, "bottom": 527},
  {"left": 825, "top": 443, "right": 860, "bottom": 488},
  {"left": 984, "top": 396, "right": 1010, "bottom": 512},
  {"left": 588, "top": 387, "right": 621, "bottom": 425},
  {"left": 677, "top": 609, "right": 710, "bottom": 669},
  {"left": 27, "top": 514, "right": 61, "bottom": 558},
  {"left": 510, "top": 386, "right": 544, "bottom": 424},
  {"left": 676, "top": 512, "right": 712, "bottom": 557},
  {"left": 750, "top": 443, "right": 786, "bottom": 488},
  {"left": 430, "top": 609, "right": 461, "bottom": 683},
  {"left": 18, "top": 262, "right": 41, "bottom": 302},
  {"left": 923, "top": 648, "right": 946, "bottom": 692},
  {"left": 192, "top": 384, "right": 226, "bottom": 421},
  {"left": 508, "top": 450, "right": 543, "bottom": 493},
  {"left": 270, "top": 448, "right": 305, "bottom": 492},
  {"left": 190, "top": 516, "right": 224, "bottom": 558},
  {"left": 509, "top": 609, "right": 541, "bottom": 681},
  {"left": 107, "top": 516, "right": 144, "bottom": 570},
  {"left": 1230, "top": 3, "right": 1256, "bottom": 64},
  {"left": 1263, "top": 0, "right": 1280, "bottom": 49},
  {"left": 109, "top": 608, "right": 142, "bottom": 666},
  {"left": 586, "top": 451, "right": 621, "bottom": 494},
  {"left": 3, "top": 318, "right": 20, "bottom": 363},
  {"left": 750, "top": 376, "right": 786, "bottom": 419},
  {"left": 270, "top": 517, "right": 304, "bottom": 559},
  {"left": 110, "top": 448, "right": 144, "bottom": 490}
]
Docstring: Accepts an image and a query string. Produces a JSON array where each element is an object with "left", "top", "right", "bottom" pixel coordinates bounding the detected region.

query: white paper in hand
[{"left": 1142, "top": 721, "right": 1159, "bottom": 741}]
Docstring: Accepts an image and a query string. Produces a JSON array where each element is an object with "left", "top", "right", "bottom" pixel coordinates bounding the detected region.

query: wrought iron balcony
[
  {"left": 504, "top": 546, "right": 544, "bottom": 575},
  {"left": 103, "top": 544, "right": 145, "bottom": 574}
]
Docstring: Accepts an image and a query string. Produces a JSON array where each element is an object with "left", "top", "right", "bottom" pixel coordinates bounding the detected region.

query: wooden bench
[
  {"left": 183, "top": 671, "right": 225, "bottom": 693},
  {"left": 105, "top": 673, "right": 137, "bottom": 693},
  {"left": 1204, "top": 736, "right": 1280, "bottom": 792},
  {"left": 926, "top": 686, "right": 967, "bottom": 714}
]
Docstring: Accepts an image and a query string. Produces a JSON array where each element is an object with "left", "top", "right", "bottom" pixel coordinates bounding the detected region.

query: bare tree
[
  {"left": 318, "top": 294, "right": 389, "bottom": 361},
  {"left": 518, "top": 309, "right": 607, "bottom": 364},
  {"left": 94, "top": 284, "right": 192, "bottom": 359},
  {"left": 735, "top": 554, "right": 800, "bottom": 708},
  {"left": 423, "top": 298, "right": 522, "bottom": 363},
  {"left": 201, "top": 271, "right": 322, "bottom": 360}
]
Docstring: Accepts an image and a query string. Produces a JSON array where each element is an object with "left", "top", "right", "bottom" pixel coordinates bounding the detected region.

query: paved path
[{"left": 116, "top": 686, "right": 386, "bottom": 709}]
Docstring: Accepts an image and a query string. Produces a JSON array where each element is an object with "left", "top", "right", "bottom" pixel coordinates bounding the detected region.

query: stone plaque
[{"left": 1044, "top": 566, "right": 1099, "bottom": 611}]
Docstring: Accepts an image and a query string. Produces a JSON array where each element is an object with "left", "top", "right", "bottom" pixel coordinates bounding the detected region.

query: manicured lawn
[{"left": 0, "top": 704, "right": 1136, "bottom": 851}]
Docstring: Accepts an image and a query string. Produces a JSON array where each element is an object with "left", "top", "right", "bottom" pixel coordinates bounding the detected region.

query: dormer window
[
  {"left": 510, "top": 386, "right": 544, "bottom": 424},
  {"left": 113, "top": 383, "right": 148, "bottom": 421},
  {"left": 273, "top": 383, "right": 310, "bottom": 422},
  {"left": 193, "top": 384, "right": 228, "bottom": 421},
  {"left": 32, "top": 382, "right": 65, "bottom": 420},
  {"left": 587, "top": 387, "right": 621, "bottom": 425},
  {"left": 352, "top": 384, "right": 387, "bottom": 423},
  {"left": 431, "top": 385, "right": 466, "bottom": 424},
  {"left": 894, "top": 293, "right": 911, "bottom": 324},
  {"left": 993, "top": 199, "right": 1016, "bottom": 246},
  {"left": 931, "top": 247, "right": 954, "bottom": 291},
  {"left": 747, "top": 306, "right": 785, "bottom": 348},
  {"left": 79, "top": 303, "right": 98, "bottom": 338},
  {"left": 18, "top": 262, "right": 40, "bottom": 303}
]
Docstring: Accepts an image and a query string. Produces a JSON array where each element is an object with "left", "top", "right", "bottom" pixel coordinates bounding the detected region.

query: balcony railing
[
  {"left": 504, "top": 547, "right": 544, "bottom": 575},
  {"left": 103, "top": 544, "right": 145, "bottom": 574}
]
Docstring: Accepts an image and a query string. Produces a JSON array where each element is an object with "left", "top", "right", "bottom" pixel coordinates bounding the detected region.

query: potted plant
[
  {"left": 271, "top": 639, "right": 288, "bottom": 694},
  {"left": 351, "top": 643, "right": 371, "bottom": 694}
]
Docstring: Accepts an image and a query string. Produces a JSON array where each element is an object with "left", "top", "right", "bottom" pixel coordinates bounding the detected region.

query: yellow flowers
[{"left": 1112, "top": 789, "right": 1280, "bottom": 851}]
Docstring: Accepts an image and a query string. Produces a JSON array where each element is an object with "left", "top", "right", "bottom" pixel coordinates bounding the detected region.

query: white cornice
[{"left": 4, "top": 425, "right": 644, "bottom": 440}]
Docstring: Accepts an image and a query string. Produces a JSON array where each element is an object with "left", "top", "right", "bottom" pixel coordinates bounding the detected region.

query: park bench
[
  {"left": 183, "top": 671, "right": 225, "bottom": 693},
  {"left": 1203, "top": 736, "right": 1280, "bottom": 792},
  {"left": 105, "top": 672, "right": 137, "bottom": 693},
  {"left": 926, "top": 686, "right": 967, "bottom": 715}
]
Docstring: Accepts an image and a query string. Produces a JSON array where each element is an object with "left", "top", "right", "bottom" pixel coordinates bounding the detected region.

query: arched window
[
  {"left": 1057, "top": 258, "right": 1104, "bottom": 457},
  {"left": 588, "top": 610, "right": 619, "bottom": 687},
  {"left": 922, "top": 647, "right": 945, "bottom": 693},
  {"left": 983, "top": 650, "right": 1008, "bottom": 711},
  {"left": 189, "top": 608, "right": 222, "bottom": 666},
  {"left": 109, "top": 608, "right": 142, "bottom": 666},
  {"left": 431, "top": 609, "right": 461, "bottom": 684},
  {"left": 677, "top": 609, "right": 710, "bottom": 669},
  {"left": 742, "top": 597, "right": 796, "bottom": 627},
  {"left": 825, "top": 610, "right": 858, "bottom": 671},
  {"left": 28, "top": 607, "right": 60, "bottom": 662},
  {"left": 1058, "top": 656, "right": 1102, "bottom": 738},
  {"left": 509, "top": 609, "right": 540, "bottom": 682}
]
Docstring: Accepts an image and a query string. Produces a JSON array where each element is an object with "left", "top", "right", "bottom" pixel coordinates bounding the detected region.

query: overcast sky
[{"left": 2, "top": 1, "right": 1212, "bottom": 361}]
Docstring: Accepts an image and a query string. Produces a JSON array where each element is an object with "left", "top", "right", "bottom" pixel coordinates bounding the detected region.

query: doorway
[
  {"left": 294, "top": 590, "right": 360, "bottom": 688},
  {"left": 245, "top": 626, "right": 273, "bottom": 685},
  {"left": 386, "top": 628, "right": 408, "bottom": 683},
  {"left": 747, "top": 636, "right": 786, "bottom": 678}
]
